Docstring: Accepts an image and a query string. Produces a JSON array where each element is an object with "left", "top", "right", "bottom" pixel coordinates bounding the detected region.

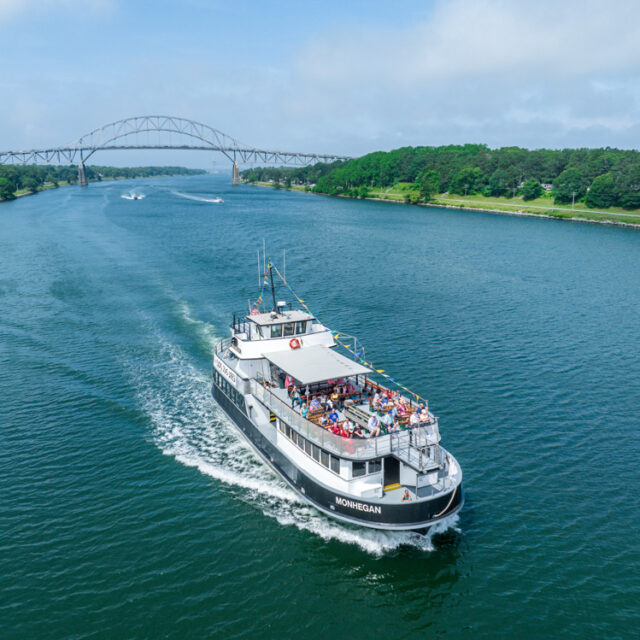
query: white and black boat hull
[{"left": 212, "top": 381, "right": 464, "bottom": 531}]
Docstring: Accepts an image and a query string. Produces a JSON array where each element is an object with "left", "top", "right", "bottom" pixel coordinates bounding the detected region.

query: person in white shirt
[{"left": 367, "top": 414, "right": 381, "bottom": 437}]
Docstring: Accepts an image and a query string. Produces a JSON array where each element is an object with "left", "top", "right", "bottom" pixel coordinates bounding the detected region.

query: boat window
[
  {"left": 286, "top": 425, "right": 293, "bottom": 439},
  {"left": 311, "top": 444, "right": 321, "bottom": 462},
  {"left": 297, "top": 433, "right": 305, "bottom": 448},
  {"left": 330, "top": 455, "right": 340, "bottom": 474},
  {"left": 270, "top": 324, "right": 282, "bottom": 338},
  {"left": 304, "top": 439, "right": 312, "bottom": 455},
  {"left": 283, "top": 323, "right": 295, "bottom": 337},
  {"left": 320, "top": 450, "right": 330, "bottom": 468},
  {"left": 278, "top": 420, "right": 286, "bottom": 433},
  {"left": 368, "top": 459, "right": 382, "bottom": 474},
  {"left": 295, "top": 321, "right": 307, "bottom": 335},
  {"left": 352, "top": 461, "right": 366, "bottom": 477}
]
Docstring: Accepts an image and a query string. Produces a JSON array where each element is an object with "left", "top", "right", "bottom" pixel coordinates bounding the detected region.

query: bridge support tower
[
  {"left": 232, "top": 161, "right": 240, "bottom": 186},
  {"left": 78, "top": 162, "right": 88, "bottom": 187}
]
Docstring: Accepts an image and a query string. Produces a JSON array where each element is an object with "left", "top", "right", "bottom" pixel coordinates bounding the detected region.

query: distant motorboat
[
  {"left": 212, "top": 197, "right": 223, "bottom": 203},
  {"left": 121, "top": 192, "right": 145, "bottom": 200}
]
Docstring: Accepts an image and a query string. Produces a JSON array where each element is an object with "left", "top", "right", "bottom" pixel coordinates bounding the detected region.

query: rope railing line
[{"left": 267, "top": 260, "right": 429, "bottom": 406}]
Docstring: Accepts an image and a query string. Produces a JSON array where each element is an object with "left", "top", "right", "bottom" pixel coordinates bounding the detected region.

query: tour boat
[{"left": 211, "top": 263, "right": 463, "bottom": 531}]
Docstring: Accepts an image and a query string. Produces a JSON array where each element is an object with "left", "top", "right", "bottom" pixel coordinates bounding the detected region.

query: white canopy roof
[{"left": 265, "top": 345, "right": 371, "bottom": 385}]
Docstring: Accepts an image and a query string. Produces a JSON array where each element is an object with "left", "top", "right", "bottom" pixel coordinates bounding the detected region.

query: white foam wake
[
  {"left": 128, "top": 315, "right": 458, "bottom": 555},
  {"left": 171, "top": 190, "right": 223, "bottom": 203}
]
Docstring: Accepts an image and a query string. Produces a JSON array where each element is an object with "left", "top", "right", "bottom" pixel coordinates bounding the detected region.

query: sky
[{"left": 2, "top": 0, "right": 640, "bottom": 167}]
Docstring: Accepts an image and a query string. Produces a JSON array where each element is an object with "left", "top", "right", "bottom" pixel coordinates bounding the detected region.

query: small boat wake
[
  {"left": 171, "top": 190, "right": 223, "bottom": 203},
  {"left": 126, "top": 302, "right": 459, "bottom": 556},
  {"left": 121, "top": 192, "right": 146, "bottom": 200}
]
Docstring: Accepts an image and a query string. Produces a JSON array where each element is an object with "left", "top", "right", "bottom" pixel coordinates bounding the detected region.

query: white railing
[{"left": 249, "top": 379, "right": 441, "bottom": 464}]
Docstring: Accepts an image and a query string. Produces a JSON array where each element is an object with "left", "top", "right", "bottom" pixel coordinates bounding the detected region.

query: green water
[{"left": 1, "top": 176, "right": 638, "bottom": 639}]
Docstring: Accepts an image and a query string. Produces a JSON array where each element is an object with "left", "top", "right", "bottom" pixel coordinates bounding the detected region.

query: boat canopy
[
  {"left": 247, "top": 309, "right": 314, "bottom": 326},
  {"left": 265, "top": 345, "right": 371, "bottom": 385}
]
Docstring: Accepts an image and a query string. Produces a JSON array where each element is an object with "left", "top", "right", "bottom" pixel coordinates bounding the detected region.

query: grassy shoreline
[{"left": 249, "top": 181, "right": 640, "bottom": 229}]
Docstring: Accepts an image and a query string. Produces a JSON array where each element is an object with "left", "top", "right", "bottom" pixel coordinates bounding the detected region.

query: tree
[
  {"left": 553, "top": 167, "right": 589, "bottom": 205},
  {"left": 451, "top": 166, "right": 484, "bottom": 195},
  {"left": 487, "top": 168, "right": 508, "bottom": 196},
  {"left": 503, "top": 166, "right": 521, "bottom": 198},
  {"left": 585, "top": 173, "right": 616, "bottom": 208},
  {"left": 21, "top": 177, "right": 39, "bottom": 194},
  {"left": 418, "top": 169, "right": 440, "bottom": 201},
  {"left": 521, "top": 178, "right": 543, "bottom": 201},
  {"left": 357, "top": 185, "right": 370, "bottom": 199},
  {"left": 614, "top": 164, "right": 640, "bottom": 209},
  {"left": 0, "top": 177, "right": 16, "bottom": 200}
]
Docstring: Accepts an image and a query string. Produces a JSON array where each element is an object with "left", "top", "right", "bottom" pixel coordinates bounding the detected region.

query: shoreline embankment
[{"left": 247, "top": 182, "right": 640, "bottom": 230}]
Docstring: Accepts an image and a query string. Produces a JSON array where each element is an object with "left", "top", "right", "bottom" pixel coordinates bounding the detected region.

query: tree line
[
  {"left": 0, "top": 165, "right": 206, "bottom": 200},
  {"left": 243, "top": 145, "right": 640, "bottom": 209}
]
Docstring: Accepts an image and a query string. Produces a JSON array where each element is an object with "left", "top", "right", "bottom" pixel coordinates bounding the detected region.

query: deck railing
[{"left": 249, "top": 379, "right": 441, "bottom": 465}]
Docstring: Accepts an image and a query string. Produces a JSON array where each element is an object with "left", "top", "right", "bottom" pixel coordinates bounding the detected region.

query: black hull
[{"left": 212, "top": 382, "right": 463, "bottom": 530}]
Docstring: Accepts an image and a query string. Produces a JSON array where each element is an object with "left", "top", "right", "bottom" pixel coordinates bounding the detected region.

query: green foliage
[
  {"left": 450, "top": 166, "right": 485, "bottom": 195},
  {"left": 522, "top": 178, "right": 543, "bottom": 201},
  {"left": 0, "top": 177, "right": 16, "bottom": 200},
  {"left": 585, "top": 173, "right": 616, "bottom": 208},
  {"left": 245, "top": 144, "right": 640, "bottom": 211},
  {"left": 487, "top": 168, "right": 508, "bottom": 196},
  {"left": 0, "top": 164, "right": 206, "bottom": 199},
  {"left": 614, "top": 164, "right": 640, "bottom": 209},
  {"left": 357, "top": 185, "right": 370, "bottom": 199},
  {"left": 553, "top": 168, "right": 589, "bottom": 204},
  {"left": 418, "top": 169, "right": 440, "bottom": 201}
]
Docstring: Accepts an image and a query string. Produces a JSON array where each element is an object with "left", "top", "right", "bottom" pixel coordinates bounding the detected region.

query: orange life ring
[{"left": 289, "top": 337, "right": 301, "bottom": 350}]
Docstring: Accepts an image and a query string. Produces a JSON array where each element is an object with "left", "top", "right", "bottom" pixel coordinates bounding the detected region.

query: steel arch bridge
[{"left": 0, "top": 115, "right": 351, "bottom": 185}]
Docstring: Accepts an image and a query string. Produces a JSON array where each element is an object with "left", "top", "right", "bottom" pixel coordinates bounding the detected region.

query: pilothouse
[{"left": 211, "top": 260, "right": 463, "bottom": 530}]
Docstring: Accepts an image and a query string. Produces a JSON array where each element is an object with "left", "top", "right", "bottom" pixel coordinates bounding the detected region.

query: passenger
[
  {"left": 328, "top": 408, "right": 339, "bottom": 424},
  {"left": 410, "top": 411, "right": 419, "bottom": 428},
  {"left": 347, "top": 422, "right": 356, "bottom": 438},
  {"left": 373, "top": 390, "right": 381, "bottom": 406},
  {"left": 309, "top": 396, "right": 320, "bottom": 411},
  {"left": 331, "top": 388, "right": 340, "bottom": 408},
  {"left": 319, "top": 393, "right": 328, "bottom": 410},
  {"left": 396, "top": 403, "right": 406, "bottom": 417},
  {"left": 401, "top": 489, "right": 412, "bottom": 502},
  {"left": 301, "top": 402, "right": 308, "bottom": 419},
  {"left": 319, "top": 413, "right": 328, "bottom": 427},
  {"left": 382, "top": 410, "right": 394, "bottom": 431},
  {"left": 285, "top": 374, "right": 294, "bottom": 389},
  {"left": 291, "top": 386, "right": 302, "bottom": 409},
  {"left": 380, "top": 395, "right": 389, "bottom": 408},
  {"left": 367, "top": 414, "right": 381, "bottom": 437},
  {"left": 354, "top": 425, "right": 365, "bottom": 438}
]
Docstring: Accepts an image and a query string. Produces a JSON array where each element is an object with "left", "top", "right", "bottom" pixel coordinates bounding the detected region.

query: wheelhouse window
[
  {"left": 352, "top": 461, "right": 366, "bottom": 477},
  {"left": 270, "top": 324, "right": 282, "bottom": 338},
  {"left": 283, "top": 322, "right": 295, "bottom": 337},
  {"left": 295, "top": 321, "right": 307, "bottom": 335},
  {"left": 330, "top": 455, "right": 340, "bottom": 474},
  {"left": 368, "top": 459, "right": 382, "bottom": 474}
]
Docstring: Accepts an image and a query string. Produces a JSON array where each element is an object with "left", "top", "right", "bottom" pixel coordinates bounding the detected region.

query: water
[{"left": 1, "top": 176, "right": 638, "bottom": 639}]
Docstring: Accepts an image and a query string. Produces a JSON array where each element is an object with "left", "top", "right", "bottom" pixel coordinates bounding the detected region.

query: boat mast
[{"left": 269, "top": 263, "right": 277, "bottom": 312}]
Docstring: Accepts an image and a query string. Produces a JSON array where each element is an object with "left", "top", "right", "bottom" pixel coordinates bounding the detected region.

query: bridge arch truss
[{"left": 0, "top": 115, "right": 351, "bottom": 169}]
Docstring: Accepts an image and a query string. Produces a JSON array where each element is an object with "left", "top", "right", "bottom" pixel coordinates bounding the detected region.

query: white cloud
[{"left": 280, "top": 0, "right": 640, "bottom": 151}]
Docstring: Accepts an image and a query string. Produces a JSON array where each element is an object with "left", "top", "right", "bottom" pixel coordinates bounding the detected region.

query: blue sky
[{"left": 2, "top": 0, "right": 640, "bottom": 167}]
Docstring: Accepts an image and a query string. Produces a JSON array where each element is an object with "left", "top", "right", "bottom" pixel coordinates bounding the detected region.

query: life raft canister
[{"left": 289, "top": 337, "right": 301, "bottom": 350}]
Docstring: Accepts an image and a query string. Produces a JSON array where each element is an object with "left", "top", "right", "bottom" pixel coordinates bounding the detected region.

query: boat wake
[
  {"left": 121, "top": 192, "right": 146, "bottom": 200},
  {"left": 129, "top": 307, "right": 458, "bottom": 556},
  {"left": 171, "top": 190, "right": 223, "bottom": 203}
]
